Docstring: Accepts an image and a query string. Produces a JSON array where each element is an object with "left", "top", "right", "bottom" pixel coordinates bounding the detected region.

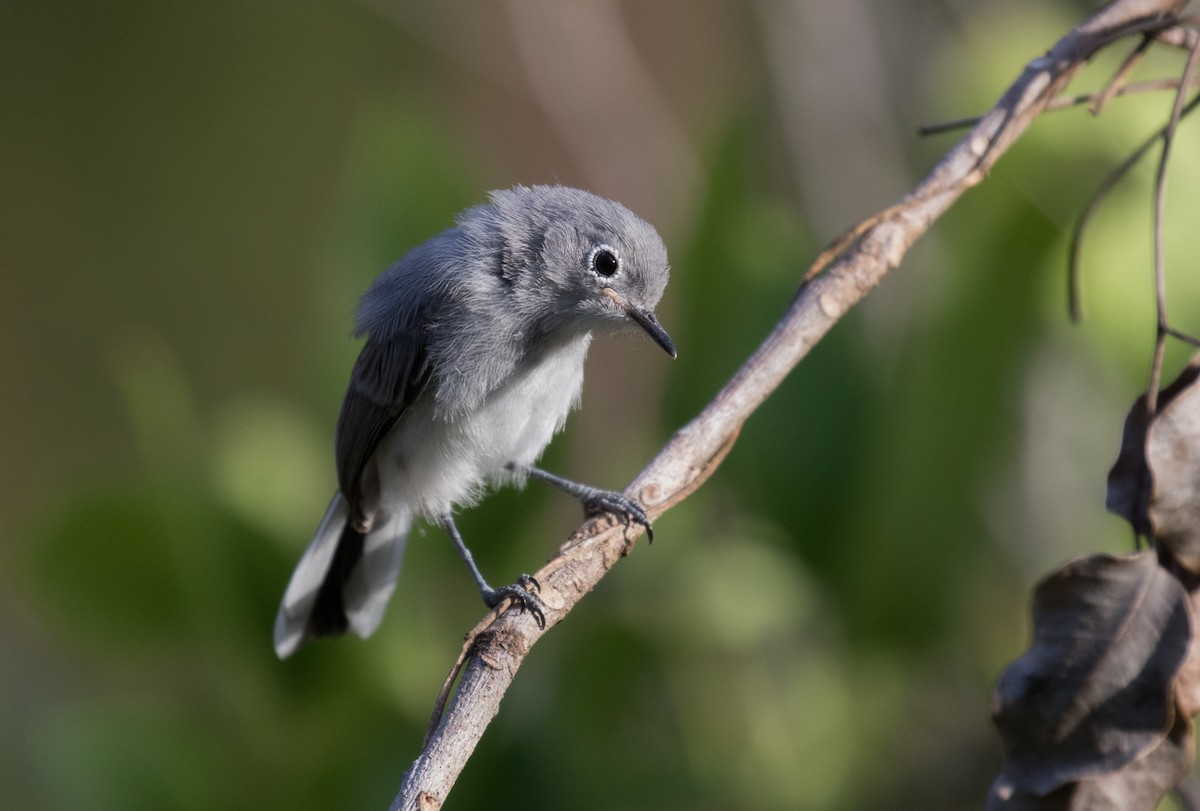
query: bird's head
[{"left": 483, "top": 185, "right": 676, "bottom": 357}]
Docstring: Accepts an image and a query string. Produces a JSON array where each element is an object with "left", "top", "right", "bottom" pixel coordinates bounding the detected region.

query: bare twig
[
  {"left": 1147, "top": 33, "right": 1200, "bottom": 413},
  {"left": 919, "top": 77, "right": 1200, "bottom": 137},
  {"left": 1165, "top": 325, "right": 1200, "bottom": 348},
  {"left": 391, "top": 2, "right": 1189, "bottom": 809},
  {"left": 1065, "top": 90, "right": 1200, "bottom": 322},
  {"left": 1155, "top": 15, "right": 1200, "bottom": 49},
  {"left": 1092, "top": 35, "right": 1154, "bottom": 114},
  {"left": 1070, "top": 109, "right": 1162, "bottom": 321}
]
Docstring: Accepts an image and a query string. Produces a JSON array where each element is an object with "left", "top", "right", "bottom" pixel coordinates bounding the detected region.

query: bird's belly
[{"left": 378, "top": 337, "right": 589, "bottom": 517}]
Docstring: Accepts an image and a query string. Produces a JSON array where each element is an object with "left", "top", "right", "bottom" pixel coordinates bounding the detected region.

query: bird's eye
[{"left": 589, "top": 245, "right": 620, "bottom": 277}]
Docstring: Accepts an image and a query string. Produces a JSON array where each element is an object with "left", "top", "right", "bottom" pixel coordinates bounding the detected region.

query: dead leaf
[
  {"left": 1067, "top": 712, "right": 1194, "bottom": 810},
  {"left": 1146, "top": 358, "right": 1200, "bottom": 572},
  {"left": 991, "top": 552, "right": 1190, "bottom": 799},
  {"left": 1175, "top": 589, "right": 1200, "bottom": 720},
  {"left": 990, "top": 712, "right": 1194, "bottom": 810},
  {"left": 1107, "top": 356, "right": 1200, "bottom": 545},
  {"left": 1107, "top": 395, "right": 1153, "bottom": 536}
]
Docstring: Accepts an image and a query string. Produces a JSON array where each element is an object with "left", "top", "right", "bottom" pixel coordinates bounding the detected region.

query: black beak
[
  {"left": 602, "top": 287, "right": 676, "bottom": 358},
  {"left": 627, "top": 306, "right": 677, "bottom": 358}
]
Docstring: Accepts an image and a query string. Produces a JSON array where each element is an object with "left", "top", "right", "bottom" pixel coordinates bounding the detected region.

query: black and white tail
[{"left": 273, "top": 494, "right": 411, "bottom": 658}]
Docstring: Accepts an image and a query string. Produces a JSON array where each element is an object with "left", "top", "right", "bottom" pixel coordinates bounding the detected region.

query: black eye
[{"left": 590, "top": 246, "right": 620, "bottom": 277}]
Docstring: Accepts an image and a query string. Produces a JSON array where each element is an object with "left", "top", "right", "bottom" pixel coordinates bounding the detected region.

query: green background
[{"left": 4, "top": 1, "right": 1198, "bottom": 808}]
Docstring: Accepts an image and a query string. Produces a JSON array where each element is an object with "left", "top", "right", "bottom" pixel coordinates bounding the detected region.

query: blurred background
[{"left": 4, "top": 0, "right": 1200, "bottom": 808}]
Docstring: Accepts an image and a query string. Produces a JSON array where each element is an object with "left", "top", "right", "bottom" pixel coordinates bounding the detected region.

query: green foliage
[{"left": 6, "top": 1, "right": 1200, "bottom": 809}]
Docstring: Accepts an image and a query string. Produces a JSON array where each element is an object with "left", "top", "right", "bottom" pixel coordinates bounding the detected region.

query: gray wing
[
  {"left": 274, "top": 326, "right": 428, "bottom": 658},
  {"left": 335, "top": 326, "right": 431, "bottom": 531}
]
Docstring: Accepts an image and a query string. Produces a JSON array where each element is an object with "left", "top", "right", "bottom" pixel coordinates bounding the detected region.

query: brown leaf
[
  {"left": 1175, "top": 774, "right": 1200, "bottom": 811},
  {"left": 1175, "top": 589, "right": 1200, "bottom": 720},
  {"left": 987, "top": 780, "right": 1076, "bottom": 810},
  {"left": 991, "top": 552, "right": 1190, "bottom": 799},
  {"left": 990, "top": 713, "right": 1194, "bottom": 810},
  {"left": 1147, "top": 357, "right": 1200, "bottom": 573},
  {"left": 1107, "top": 356, "right": 1200, "bottom": 543},
  {"left": 1107, "top": 397, "right": 1153, "bottom": 536},
  {"left": 1067, "top": 712, "right": 1194, "bottom": 810}
]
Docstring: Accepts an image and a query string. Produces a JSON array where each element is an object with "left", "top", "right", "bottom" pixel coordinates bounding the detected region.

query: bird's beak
[{"left": 603, "top": 288, "right": 677, "bottom": 358}]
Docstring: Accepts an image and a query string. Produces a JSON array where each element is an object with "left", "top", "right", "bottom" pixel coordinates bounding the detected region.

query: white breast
[{"left": 377, "top": 333, "right": 592, "bottom": 518}]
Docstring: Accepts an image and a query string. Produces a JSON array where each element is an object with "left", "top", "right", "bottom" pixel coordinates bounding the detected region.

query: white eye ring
[{"left": 588, "top": 244, "right": 621, "bottom": 278}]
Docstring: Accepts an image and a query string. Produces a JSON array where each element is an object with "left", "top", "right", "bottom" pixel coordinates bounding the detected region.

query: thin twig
[
  {"left": 919, "top": 76, "right": 1200, "bottom": 136},
  {"left": 1092, "top": 35, "right": 1153, "bottom": 114},
  {"left": 1164, "top": 325, "right": 1200, "bottom": 348},
  {"left": 1067, "top": 88, "right": 1200, "bottom": 321},
  {"left": 1155, "top": 14, "right": 1200, "bottom": 50},
  {"left": 826, "top": 81, "right": 1199, "bottom": 288},
  {"left": 1070, "top": 114, "right": 1163, "bottom": 320},
  {"left": 1146, "top": 34, "right": 1200, "bottom": 412},
  {"left": 423, "top": 620, "right": 496, "bottom": 748}
]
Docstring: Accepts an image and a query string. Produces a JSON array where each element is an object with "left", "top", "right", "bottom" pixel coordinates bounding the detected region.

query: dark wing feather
[{"left": 335, "top": 328, "right": 432, "bottom": 531}]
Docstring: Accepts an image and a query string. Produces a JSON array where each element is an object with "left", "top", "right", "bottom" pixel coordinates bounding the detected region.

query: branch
[
  {"left": 918, "top": 77, "right": 1200, "bottom": 137},
  {"left": 1147, "top": 26, "right": 1200, "bottom": 413},
  {"left": 392, "top": 2, "right": 1189, "bottom": 808},
  {"left": 1067, "top": 90, "right": 1200, "bottom": 322}
]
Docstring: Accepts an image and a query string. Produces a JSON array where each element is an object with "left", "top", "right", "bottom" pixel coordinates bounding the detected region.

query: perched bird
[{"left": 274, "top": 185, "right": 675, "bottom": 658}]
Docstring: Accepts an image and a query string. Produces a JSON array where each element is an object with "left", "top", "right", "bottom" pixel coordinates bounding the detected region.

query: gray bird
[{"left": 274, "top": 185, "right": 675, "bottom": 658}]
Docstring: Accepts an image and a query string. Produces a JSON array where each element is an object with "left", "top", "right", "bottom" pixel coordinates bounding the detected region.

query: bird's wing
[{"left": 335, "top": 325, "right": 432, "bottom": 530}]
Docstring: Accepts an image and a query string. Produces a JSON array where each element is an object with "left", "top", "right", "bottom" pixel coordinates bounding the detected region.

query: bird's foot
[
  {"left": 580, "top": 488, "right": 653, "bottom": 542},
  {"left": 483, "top": 574, "right": 546, "bottom": 629},
  {"left": 510, "top": 465, "right": 656, "bottom": 542}
]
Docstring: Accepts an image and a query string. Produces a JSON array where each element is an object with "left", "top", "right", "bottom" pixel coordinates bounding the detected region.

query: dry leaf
[
  {"left": 990, "top": 552, "right": 1190, "bottom": 805},
  {"left": 1107, "top": 356, "right": 1200, "bottom": 548},
  {"left": 991, "top": 712, "right": 1193, "bottom": 810},
  {"left": 1146, "top": 358, "right": 1200, "bottom": 572}
]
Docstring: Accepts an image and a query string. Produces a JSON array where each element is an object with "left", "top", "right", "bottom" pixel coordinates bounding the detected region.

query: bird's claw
[
  {"left": 582, "top": 489, "right": 654, "bottom": 542},
  {"left": 483, "top": 574, "right": 546, "bottom": 629}
]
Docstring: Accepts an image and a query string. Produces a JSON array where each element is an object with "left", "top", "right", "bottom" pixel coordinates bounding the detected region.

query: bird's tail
[{"left": 273, "top": 493, "right": 411, "bottom": 658}]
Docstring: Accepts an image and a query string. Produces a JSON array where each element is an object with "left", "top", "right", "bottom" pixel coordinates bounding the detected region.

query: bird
[{"left": 274, "top": 185, "right": 675, "bottom": 658}]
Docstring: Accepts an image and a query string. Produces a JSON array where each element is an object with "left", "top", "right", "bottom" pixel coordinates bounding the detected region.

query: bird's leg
[
  {"left": 509, "top": 464, "right": 654, "bottom": 542},
  {"left": 439, "top": 514, "right": 546, "bottom": 628}
]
